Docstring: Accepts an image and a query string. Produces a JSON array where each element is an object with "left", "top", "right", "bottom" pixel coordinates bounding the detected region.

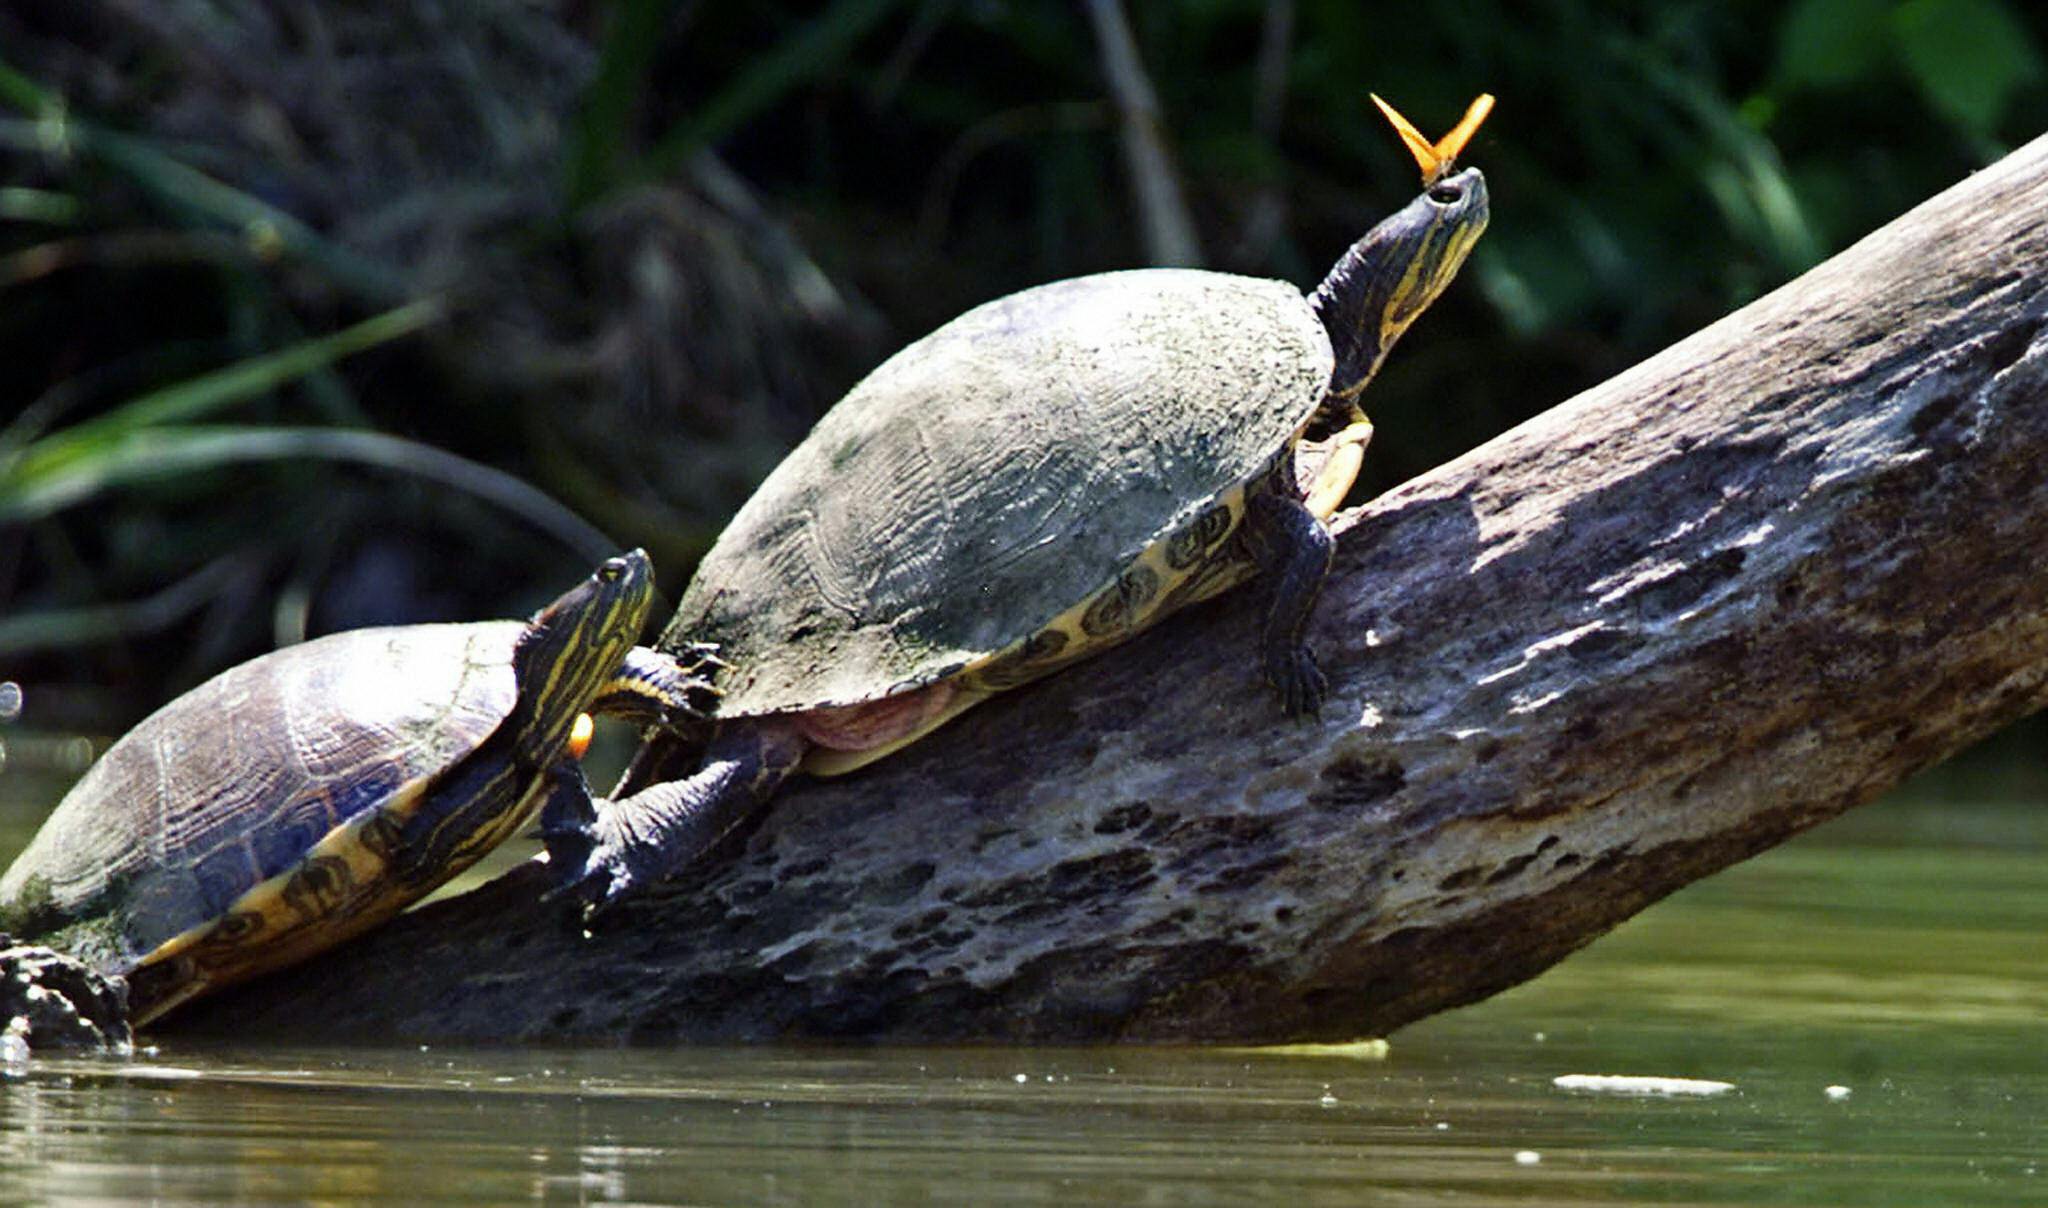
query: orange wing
[{"left": 1372, "top": 93, "right": 1495, "bottom": 185}]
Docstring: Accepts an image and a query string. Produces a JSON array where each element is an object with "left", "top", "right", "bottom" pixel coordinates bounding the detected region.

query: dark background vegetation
[{"left": 1, "top": 0, "right": 2044, "bottom": 786}]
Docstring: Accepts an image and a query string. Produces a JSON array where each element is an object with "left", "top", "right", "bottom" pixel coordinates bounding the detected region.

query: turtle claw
[
  {"left": 542, "top": 857, "right": 623, "bottom": 921},
  {"left": 660, "top": 696, "right": 716, "bottom": 733},
  {"left": 546, "top": 723, "right": 802, "bottom": 919},
  {"left": 660, "top": 644, "right": 727, "bottom": 729},
  {"left": 1269, "top": 644, "right": 1327, "bottom": 718},
  {"left": 1245, "top": 492, "right": 1336, "bottom": 719},
  {"left": 540, "top": 813, "right": 625, "bottom": 918},
  {"left": 677, "top": 641, "right": 731, "bottom": 676},
  {"left": 536, "top": 772, "right": 639, "bottom": 918},
  {"left": 541, "top": 788, "right": 702, "bottom": 920},
  {"left": 537, "top": 791, "right": 658, "bottom": 918}
]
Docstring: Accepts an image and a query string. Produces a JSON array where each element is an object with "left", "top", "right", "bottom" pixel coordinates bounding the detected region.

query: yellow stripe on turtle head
[{"left": 513, "top": 550, "right": 657, "bottom": 766}]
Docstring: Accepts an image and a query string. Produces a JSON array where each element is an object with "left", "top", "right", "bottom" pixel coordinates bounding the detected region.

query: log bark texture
[{"left": 191, "top": 136, "right": 2048, "bottom": 1043}]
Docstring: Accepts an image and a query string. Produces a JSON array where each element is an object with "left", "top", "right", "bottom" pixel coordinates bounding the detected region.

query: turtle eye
[{"left": 1427, "top": 183, "right": 1463, "bottom": 205}]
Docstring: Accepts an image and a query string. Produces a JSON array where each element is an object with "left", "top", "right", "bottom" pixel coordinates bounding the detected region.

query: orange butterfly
[{"left": 1372, "top": 93, "right": 1495, "bottom": 185}]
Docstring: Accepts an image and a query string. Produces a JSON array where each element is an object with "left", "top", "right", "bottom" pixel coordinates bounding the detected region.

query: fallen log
[{"left": 190, "top": 134, "right": 2048, "bottom": 1043}]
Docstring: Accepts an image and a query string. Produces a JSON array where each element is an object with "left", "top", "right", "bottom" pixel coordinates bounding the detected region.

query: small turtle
[
  {"left": 548, "top": 95, "right": 1495, "bottom": 910},
  {"left": 0, "top": 551, "right": 706, "bottom": 1024}
]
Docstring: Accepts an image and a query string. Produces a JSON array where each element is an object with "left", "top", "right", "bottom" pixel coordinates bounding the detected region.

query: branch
[
  {"left": 189, "top": 135, "right": 2048, "bottom": 1043},
  {"left": 1082, "top": 0, "right": 1203, "bottom": 267},
  {"left": 1232, "top": 0, "right": 1293, "bottom": 264}
]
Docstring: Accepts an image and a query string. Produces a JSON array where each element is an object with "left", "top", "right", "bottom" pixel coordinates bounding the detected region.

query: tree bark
[{"left": 189, "top": 135, "right": 2048, "bottom": 1043}]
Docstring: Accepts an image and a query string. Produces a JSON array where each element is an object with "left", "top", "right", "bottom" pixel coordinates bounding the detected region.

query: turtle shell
[
  {"left": 673, "top": 269, "right": 1334, "bottom": 717},
  {"left": 0, "top": 621, "right": 525, "bottom": 971}
]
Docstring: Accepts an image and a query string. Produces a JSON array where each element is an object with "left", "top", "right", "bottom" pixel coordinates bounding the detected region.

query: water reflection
[
  {"left": 5, "top": 1019, "right": 2041, "bottom": 1204},
  {"left": 0, "top": 762, "right": 2041, "bottom": 1202}
]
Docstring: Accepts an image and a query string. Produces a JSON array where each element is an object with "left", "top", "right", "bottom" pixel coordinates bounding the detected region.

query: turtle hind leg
[
  {"left": 543, "top": 719, "right": 807, "bottom": 915},
  {"left": 1242, "top": 491, "right": 1336, "bottom": 716},
  {"left": 123, "top": 953, "right": 209, "bottom": 1027}
]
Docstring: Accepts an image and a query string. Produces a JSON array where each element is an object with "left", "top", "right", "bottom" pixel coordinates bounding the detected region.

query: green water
[{"left": 0, "top": 754, "right": 2041, "bottom": 1204}]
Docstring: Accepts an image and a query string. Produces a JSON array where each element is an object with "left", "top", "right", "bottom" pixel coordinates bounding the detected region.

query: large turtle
[
  {"left": 548, "top": 96, "right": 1495, "bottom": 910},
  {"left": 0, "top": 551, "right": 705, "bottom": 1024}
]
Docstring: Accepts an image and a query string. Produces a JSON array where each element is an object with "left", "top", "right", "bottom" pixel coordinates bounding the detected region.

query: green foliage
[
  {"left": 635, "top": 0, "right": 905, "bottom": 199},
  {"left": 0, "top": 871, "right": 62, "bottom": 939},
  {"left": 568, "top": 0, "right": 688, "bottom": 207},
  {"left": 1893, "top": 0, "right": 2043, "bottom": 133},
  {"left": 569, "top": 0, "right": 906, "bottom": 207},
  {"left": 2, "top": 0, "right": 2044, "bottom": 734},
  {"left": 1777, "top": 0, "right": 1895, "bottom": 88},
  {"left": 1, "top": 302, "right": 443, "bottom": 515},
  {"left": 0, "top": 59, "right": 405, "bottom": 304},
  {"left": 1776, "top": 0, "right": 2045, "bottom": 139}
]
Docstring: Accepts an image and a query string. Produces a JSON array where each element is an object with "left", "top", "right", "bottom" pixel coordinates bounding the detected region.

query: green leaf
[
  {"left": 0, "top": 53, "right": 409, "bottom": 303},
  {"left": 0, "top": 425, "right": 613, "bottom": 560},
  {"left": 630, "top": 0, "right": 902, "bottom": 193},
  {"left": 0, "top": 300, "right": 441, "bottom": 476},
  {"left": 1892, "top": 0, "right": 2044, "bottom": 132},
  {"left": 1776, "top": 0, "right": 1893, "bottom": 89},
  {"left": 566, "top": 0, "right": 689, "bottom": 208},
  {"left": 0, "top": 186, "right": 79, "bottom": 224}
]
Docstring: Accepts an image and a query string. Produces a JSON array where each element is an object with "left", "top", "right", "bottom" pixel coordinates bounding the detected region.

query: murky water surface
[{"left": 0, "top": 757, "right": 2041, "bottom": 1204}]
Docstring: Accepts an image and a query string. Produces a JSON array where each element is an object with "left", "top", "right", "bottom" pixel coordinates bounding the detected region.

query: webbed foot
[
  {"left": 603, "top": 645, "right": 725, "bottom": 730},
  {"left": 543, "top": 720, "right": 805, "bottom": 918},
  {"left": 541, "top": 793, "right": 681, "bottom": 916},
  {"left": 674, "top": 640, "right": 729, "bottom": 677},
  {"left": 657, "top": 642, "right": 729, "bottom": 728}
]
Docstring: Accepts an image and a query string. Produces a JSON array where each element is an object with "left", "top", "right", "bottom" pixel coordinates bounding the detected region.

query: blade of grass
[
  {"left": 0, "top": 424, "right": 617, "bottom": 562},
  {"left": 2, "top": 299, "right": 442, "bottom": 478},
  {"left": 0, "top": 186, "right": 79, "bottom": 224},
  {"left": 0, "top": 556, "right": 248, "bottom": 656},
  {"left": 566, "top": 0, "right": 694, "bottom": 208},
  {"left": 622, "top": 0, "right": 902, "bottom": 198},
  {"left": 0, "top": 57, "right": 409, "bottom": 303},
  {"left": 0, "top": 338, "right": 247, "bottom": 456},
  {"left": 1618, "top": 35, "right": 1824, "bottom": 271}
]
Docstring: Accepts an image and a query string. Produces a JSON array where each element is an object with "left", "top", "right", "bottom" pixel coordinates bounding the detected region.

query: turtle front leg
[
  {"left": 543, "top": 718, "right": 807, "bottom": 914},
  {"left": 1241, "top": 491, "right": 1336, "bottom": 716},
  {"left": 1301, "top": 411, "right": 1373, "bottom": 521},
  {"left": 589, "top": 644, "right": 723, "bottom": 730},
  {"left": 535, "top": 761, "right": 601, "bottom": 852}
]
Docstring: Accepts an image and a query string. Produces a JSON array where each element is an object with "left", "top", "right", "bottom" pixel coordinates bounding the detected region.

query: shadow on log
[{"left": 185, "top": 136, "right": 2048, "bottom": 1043}]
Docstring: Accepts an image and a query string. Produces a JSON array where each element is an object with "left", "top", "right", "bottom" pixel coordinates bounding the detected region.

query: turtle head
[
  {"left": 1310, "top": 167, "right": 1489, "bottom": 401},
  {"left": 1310, "top": 93, "right": 1493, "bottom": 402},
  {"left": 510, "top": 549, "right": 657, "bottom": 766}
]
